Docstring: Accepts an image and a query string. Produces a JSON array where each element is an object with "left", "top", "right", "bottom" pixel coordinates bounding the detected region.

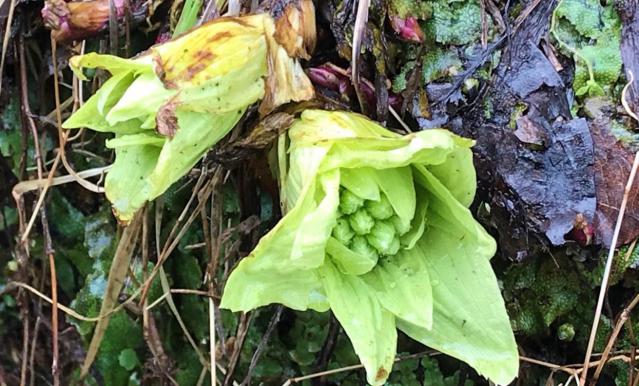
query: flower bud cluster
[{"left": 332, "top": 186, "right": 408, "bottom": 261}]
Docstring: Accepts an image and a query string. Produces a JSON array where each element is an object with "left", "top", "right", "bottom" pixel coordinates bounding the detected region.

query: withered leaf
[
  {"left": 591, "top": 119, "right": 639, "bottom": 247},
  {"left": 213, "top": 112, "right": 295, "bottom": 163},
  {"left": 273, "top": 0, "right": 316, "bottom": 59}
]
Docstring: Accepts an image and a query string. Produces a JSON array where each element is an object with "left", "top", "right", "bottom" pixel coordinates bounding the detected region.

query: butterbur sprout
[
  {"left": 221, "top": 110, "right": 519, "bottom": 385},
  {"left": 365, "top": 194, "right": 394, "bottom": 220},
  {"left": 62, "top": 11, "right": 314, "bottom": 222},
  {"left": 348, "top": 208, "right": 376, "bottom": 235}
]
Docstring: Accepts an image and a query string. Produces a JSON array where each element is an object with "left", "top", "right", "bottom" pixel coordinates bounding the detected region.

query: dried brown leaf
[{"left": 591, "top": 119, "right": 639, "bottom": 246}]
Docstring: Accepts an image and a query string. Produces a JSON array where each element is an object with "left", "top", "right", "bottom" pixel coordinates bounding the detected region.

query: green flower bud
[
  {"left": 350, "top": 235, "right": 379, "bottom": 262},
  {"left": 366, "top": 220, "right": 397, "bottom": 255},
  {"left": 365, "top": 195, "right": 394, "bottom": 220},
  {"left": 349, "top": 209, "right": 375, "bottom": 235},
  {"left": 390, "top": 215, "right": 410, "bottom": 236},
  {"left": 387, "top": 236, "right": 400, "bottom": 256},
  {"left": 339, "top": 189, "right": 364, "bottom": 215},
  {"left": 333, "top": 217, "right": 355, "bottom": 244},
  {"left": 557, "top": 323, "right": 575, "bottom": 342}
]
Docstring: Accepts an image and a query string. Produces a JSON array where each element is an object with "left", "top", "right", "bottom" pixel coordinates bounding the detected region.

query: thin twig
[
  {"left": 158, "top": 267, "right": 210, "bottom": 370},
  {"left": 138, "top": 170, "right": 217, "bottom": 305},
  {"left": 281, "top": 351, "right": 436, "bottom": 386},
  {"left": 312, "top": 314, "right": 340, "bottom": 386},
  {"left": 17, "top": 33, "right": 39, "bottom": 386},
  {"left": 19, "top": 307, "right": 29, "bottom": 386},
  {"left": 623, "top": 71, "right": 639, "bottom": 122},
  {"left": 224, "top": 312, "right": 254, "bottom": 386},
  {"left": 388, "top": 106, "right": 412, "bottom": 133},
  {"left": 0, "top": 0, "right": 16, "bottom": 95},
  {"left": 480, "top": 0, "right": 488, "bottom": 48},
  {"left": 2, "top": 282, "right": 100, "bottom": 321},
  {"left": 209, "top": 297, "right": 217, "bottom": 386},
  {"left": 12, "top": 166, "right": 110, "bottom": 198},
  {"left": 28, "top": 317, "right": 41, "bottom": 386},
  {"left": 351, "top": 0, "right": 370, "bottom": 112},
  {"left": 48, "top": 35, "right": 65, "bottom": 386},
  {"left": 142, "top": 305, "right": 180, "bottom": 385},
  {"left": 80, "top": 212, "right": 143, "bottom": 377},
  {"left": 592, "top": 293, "right": 639, "bottom": 383},
  {"left": 241, "top": 306, "right": 283, "bottom": 386}
]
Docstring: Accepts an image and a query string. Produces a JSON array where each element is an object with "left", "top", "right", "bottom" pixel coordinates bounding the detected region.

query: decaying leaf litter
[{"left": 2, "top": 0, "right": 639, "bottom": 385}]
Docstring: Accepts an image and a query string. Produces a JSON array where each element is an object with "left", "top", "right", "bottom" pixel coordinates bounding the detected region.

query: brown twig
[
  {"left": 282, "top": 351, "right": 436, "bottom": 386},
  {"left": 480, "top": 0, "right": 488, "bottom": 48},
  {"left": 48, "top": 34, "right": 68, "bottom": 386},
  {"left": 16, "top": 32, "right": 39, "bottom": 386},
  {"left": 142, "top": 305, "right": 179, "bottom": 385},
  {"left": 627, "top": 319, "right": 637, "bottom": 385},
  {"left": 311, "top": 313, "right": 340, "bottom": 386},
  {"left": 28, "top": 317, "right": 41, "bottom": 386},
  {"left": 46, "top": 250, "right": 59, "bottom": 385},
  {"left": 224, "top": 312, "right": 254, "bottom": 386},
  {"left": 0, "top": 0, "right": 17, "bottom": 96},
  {"left": 18, "top": 40, "right": 70, "bottom": 244},
  {"left": 139, "top": 170, "right": 217, "bottom": 305},
  {"left": 19, "top": 307, "right": 29, "bottom": 386},
  {"left": 80, "top": 211, "right": 143, "bottom": 377},
  {"left": 209, "top": 297, "right": 217, "bottom": 386},
  {"left": 241, "top": 306, "right": 283, "bottom": 386}
]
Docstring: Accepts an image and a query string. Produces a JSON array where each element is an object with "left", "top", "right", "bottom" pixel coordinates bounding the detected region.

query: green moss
[
  {"left": 388, "top": 0, "right": 432, "bottom": 19},
  {"left": 557, "top": 323, "right": 575, "bottom": 341},
  {"left": 427, "top": 0, "right": 482, "bottom": 45},
  {"left": 392, "top": 61, "right": 414, "bottom": 93},
  {"left": 552, "top": 0, "right": 622, "bottom": 98},
  {"left": 95, "top": 312, "right": 143, "bottom": 386},
  {"left": 504, "top": 256, "right": 585, "bottom": 335},
  {"left": 392, "top": 47, "right": 461, "bottom": 93},
  {"left": 422, "top": 48, "right": 461, "bottom": 83}
]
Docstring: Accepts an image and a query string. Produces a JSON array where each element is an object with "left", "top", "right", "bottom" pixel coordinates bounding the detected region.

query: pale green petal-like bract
[
  {"left": 221, "top": 109, "right": 518, "bottom": 386},
  {"left": 146, "top": 109, "right": 243, "bottom": 200},
  {"left": 320, "top": 260, "right": 397, "bottom": 386},
  {"left": 395, "top": 166, "right": 517, "bottom": 385},
  {"left": 339, "top": 167, "right": 380, "bottom": 201},
  {"left": 396, "top": 224, "right": 517, "bottom": 385},
  {"left": 363, "top": 253, "right": 433, "bottom": 330},
  {"left": 327, "top": 237, "right": 377, "bottom": 275},
  {"left": 105, "top": 143, "right": 161, "bottom": 221},
  {"left": 373, "top": 167, "right": 415, "bottom": 229},
  {"left": 106, "top": 72, "right": 176, "bottom": 125},
  {"left": 220, "top": 264, "right": 328, "bottom": 312},
  {"left": 106, "top": 133, "right": 166, "bottom": 148}
]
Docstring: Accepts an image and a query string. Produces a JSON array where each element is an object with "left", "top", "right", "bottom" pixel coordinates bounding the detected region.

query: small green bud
[
  {"left": 387, "top": 236, "right": 400, "bottom": 256},
  {"left": 350, "top": 235, "right": 379, "bottom": 262},
  {"left": 366, "top": 220, "right": 397, "bottom": 255},
  {"left": 557, "top": 323, "right": 575, "bottom": 342},
  {"left": 390, "top": 215, "right": 410, "bottom": 236},
  {"left": 365, "top": 195, "right": 394, "bottom": 220},
  {"left": 339, "top": 189, "right": 364, "bottom": 215},
  {"left": 333, "top": 217, "right": 355, "bottom": 244},
  {"left": 349, "top": 209, "right": 375, "bottom": 235}
]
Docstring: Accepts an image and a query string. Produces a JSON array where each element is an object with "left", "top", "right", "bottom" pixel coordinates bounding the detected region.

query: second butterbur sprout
[{"left": 333, "top": 186, "right": 406, "bottom": 259}]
